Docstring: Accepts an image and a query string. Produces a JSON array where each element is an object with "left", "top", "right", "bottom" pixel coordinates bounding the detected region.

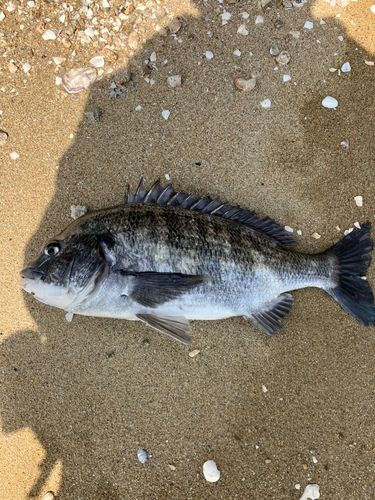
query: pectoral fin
[
  {"left": 246, "top": 293, "right": 294, "bottom": 336},
  {"left": 137, "top": 314, "right": 192, "bottom": 344},
  {"left": 120, "top": 271, "right": 210, "bottom": 308}
]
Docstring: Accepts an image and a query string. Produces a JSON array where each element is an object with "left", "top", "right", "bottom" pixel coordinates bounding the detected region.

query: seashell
[
  {"left": 341, "top": 61, "right": 351, "bottom": 72},
  {"left": 354, "top": 195, "right": 363, "bottom": 207},
  {"left": 299, "top": 484, "right": 320, "bottom": 500},
  {"left": 260, "top": 99, "right": 271, "bottom": 108},
  {"left": 270, "top": 46, "right": 280, "bottom": 56},
  {"left": 128, "top": 31, "right": 140, "bottom": 49},
  {"left": 137, "top": 449, "right": 148, "bottom": 464},
  {"left": 203, "top": 460, "right": 220, "bottom": 482},
  {"left": 167, "top": 75, "right": 181, "bottom": 88},
  {"left": 42, "top": 492, "right": 55, "bottom": 500},
  {"left": 276, "top": 51, "right": 290, "bottom": 65},
  {"left": 235, "top": 77, "right": 256, "bottom": 92},
  {"left": 62, "top": 67, "right": 97, "bottom": 93},
  {"left": 42, "top": 29, "right": 56, "bottom": 40},
  {"left": 322, "top": 96, "right": 338, "bottom": 109}
]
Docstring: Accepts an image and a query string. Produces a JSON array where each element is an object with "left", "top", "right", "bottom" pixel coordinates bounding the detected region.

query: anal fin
[
  {"left": 137, "top": 314, "right": 192, "bottom": 345},
  {"left": 246, "top": 293, "right": 294, "bottom": 337}
]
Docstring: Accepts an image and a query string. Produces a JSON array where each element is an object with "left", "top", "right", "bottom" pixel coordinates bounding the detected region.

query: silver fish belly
[{"left": 20, "top": 179, "right": 375, "bottom": 344}]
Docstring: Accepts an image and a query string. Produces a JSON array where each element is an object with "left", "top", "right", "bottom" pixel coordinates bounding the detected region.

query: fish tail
[{"left": 324, "top": 222, "right": 375, "bottom": 326}]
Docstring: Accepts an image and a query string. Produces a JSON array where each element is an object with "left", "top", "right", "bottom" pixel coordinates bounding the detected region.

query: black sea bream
[{"left": 20, "top": 180, "right": 375, "bottom": 344}]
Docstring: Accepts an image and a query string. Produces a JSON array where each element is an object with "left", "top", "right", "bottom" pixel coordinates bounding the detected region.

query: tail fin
[{"left": 324, "top": 222, "right": 375, "bottom": 326}]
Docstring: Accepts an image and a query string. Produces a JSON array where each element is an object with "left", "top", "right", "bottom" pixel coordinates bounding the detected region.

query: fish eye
[{"left": 44, "top": 241, "right": 60, "bottom": 257}]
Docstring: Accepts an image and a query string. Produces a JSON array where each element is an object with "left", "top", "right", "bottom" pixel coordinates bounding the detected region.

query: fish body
[{"left": 20, "top": 180, "right": 375, "bottom": 344}]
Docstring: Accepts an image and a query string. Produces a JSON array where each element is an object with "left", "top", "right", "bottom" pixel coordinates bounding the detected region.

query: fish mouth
[{"left": 19, "top": 268, "right": 44, "bottom": 289}]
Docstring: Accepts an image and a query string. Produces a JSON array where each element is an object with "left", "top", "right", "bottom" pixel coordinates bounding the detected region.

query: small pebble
[
  {"left": 322, "top": 96, "right": 338, "bottom": 109},
  {"left": 341, "top": 62, "right": 351, "bottom": 72},
  {"left": 42, "top": 493, "right": 55, "bottom": 500},
  {"left": 165, "top": 174, "right": 170, "bottom": 181},
  {"left": 295, "top": 484, "right": 301, "bottom": 490},
  {"left": 0, "top": 130, "right": 8, "bottom": 146},
  {"left": 365, "top": 60, "right": 374, "bottom": 66},
  {"left": 10, "top": 152, "right": 19, "bottom": 160},
  {"left": 205, "top": 51, "right": 213, "bottom": 59},
  {"left": 311, "top": 232, "right": 321, "bottom": 239},
  {"left": 128, "top": 31, "right": 140, "bottom": 49},
  {"left": 162, "top": 110, "right": 170, "bottom": 120},
  {"left": 283, "top": 74, "right": 291, "bottom": 82},
  {"left": 235, "top": 78, "right": 256, "bottom": 92},
  {"left": 169, "top": 464, "right": 176, "bottom": 471},
  {"left": 233, "top": 49, "right": 241, "bottom": 56},
  {"left": 299, "top": 484, "right": 320, "bottom": 500},
  {"left": 169, "top": 19, "right": 181, "bottom": 33},
  {"left": 312, "top": 456, "right": 318, "bottom": 464},
  {"left": 260, "top": 99, "right": 271, "bottom": 108},
  {"left": 304, "top": 21, "right": 313, "bottom": 29},
  {"left": 340, "top": 140, "right": 349, "bottom": 150},
  {"left": 8, "top": 63, "right": 18, "bottom": 74},
  {"left": 90, "top": 56, "right": 104, "bottom": 68},
  {"left": 137, "top": 449, "right": 148, "bottom": 464},
  {"left": 276, "top": 51, "right": 290, "bottom": 65},
  {"left": 338, "top": 35, "right": 344, "bottom": 41},
  {"left": 189, "top": 349, "right": 200, "bottom": 358},
  {"left": 70, "top": 205, "right": 87, "bottom": 219},
  {"left": 167, "top": 75, "right": 181, "bottom": 88},
  {"left": 114, "top": 68, "right": 131, "bottom": 84},
  {"left": 203, "top": 460, "right": 220, "bottom": 483},
  {"left": 42, "top": 30, "right": 56, "bottom": 40},
  {"left": 274, "top": 19, "right": 284, "bottom": 28},
  {"left": 255, "top": 15, "right": 264, "bottom": 24},
  {"left": 270, "top": 46, "right": 280, "bottom": 56},
  {"left": 354, "top": 195, "right": 363, "bottom": 207},
  {"left": 265, "top": 459, "right": 271, "bottom": 463},
  {"left": 297, "top": 230, "right": 302, "bottom": 235},
  {"left": 85, "top": 108, "right": 102, "bottom": 125}
]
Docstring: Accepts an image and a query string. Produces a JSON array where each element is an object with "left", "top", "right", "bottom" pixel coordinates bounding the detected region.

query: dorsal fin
[{"left": 124, "top": 179, "right": 297, "bottom": 247}]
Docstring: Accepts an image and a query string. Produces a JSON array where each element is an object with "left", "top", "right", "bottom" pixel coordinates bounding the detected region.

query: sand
[{"left": 1, "top": 0, "right": 375, "bottom": 498}]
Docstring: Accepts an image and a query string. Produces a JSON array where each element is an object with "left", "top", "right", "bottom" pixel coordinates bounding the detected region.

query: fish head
[{"left": 20, "top": 226, "right": 109, "bottom": 310}]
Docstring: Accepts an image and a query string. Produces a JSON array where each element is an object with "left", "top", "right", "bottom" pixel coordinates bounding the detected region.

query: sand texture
[{"left": 1, "top": 0, "right": 375, "bottom": 498}]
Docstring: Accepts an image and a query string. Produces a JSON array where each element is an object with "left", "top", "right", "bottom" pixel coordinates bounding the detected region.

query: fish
[{"left": 20, "top": 179, "right": 375, "bottom": 344}]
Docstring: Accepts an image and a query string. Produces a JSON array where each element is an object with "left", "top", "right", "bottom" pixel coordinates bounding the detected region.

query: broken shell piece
[
  {"left": 169, "top": 19, "right": 181, "bottom": 33},
  {"left": 354, "top": 222, "right": 361, "bottom": 229},
  {"left": 137, "top": 449, "right": 148, "bottom": 464},
  {"left": 311, "top": 232, "right": 321, "bottom": 239},
  {"left": 10, "top": 152, "right": 19, "bottom": 160},
  {"left": 189, "top": 349, "right": 200, "bottom": 357},
  {"left": 62, "top": 67, "right": 96, "bottom": 93},
  {"left": 168, "top": 75, "right": 181, "bottom": 87},
  {"left": 365, "top": 60, "right": 374, "bottom": 66},
  {"left": 90, "top": 56, "right": 104, "bottom": 68},
  {"left": 205, "top": 51, "right": 213, "bottom": 59},
  {"left": 304, "top": 21, "right": 313, "bottom": 29},
  {"left": 0, "top": 130, "right": 8, "bottom": 146},
  {"left": 162, "top": 110, "right": 170, "bottom": 120},
  {"left": 65, "top": 312, "right": 73, "bottom": 322},
  {"left": 42, "top": 492, "right": 55, "bottom": 500},
  {"left": 128, "top": 31, "right": 140, "bottom": 49},
  {"left": 329, "top": 68, "right": 337, "bottom": 72},
  {"left": 270, "top": 45, "right": 280, "bottom": 56},
  {"left": 299, "top": 484, "right": 320, "bottom": 500},
  {"left": 42, "top": 29, "right": 56, "bottom": 40},
  {"left": 260, "top": 99, "right": 271, "bottom": 108},
  {"left": 255, "top": 15, "right": 264, "bottom": 23},
  {"left": 235, "top": 78, "right": 256, "bottom": 91},
  {"left": 70, "top": 205, "right": 88, "bottom": 219},
  {"left": 203, "top": 460, "right": 220, "bottom": 483},
  {"left": 237, "top": 24, "right": 249, "bottom": 35},
  {"left": 340, "top": 140, "right": 349, "bottom": 150},
  {"left": 322, "top": 96, "right": 338, "bottom": 109},
  {"left": 341, "top": 61, "right": 351, "bottom": 72},
  {"left": 283, "top": 74, "right": 291, "bottom": 82},
  {"left": 354, "top": 195, "right": 363, "bottom": 207},
  {"left": 276, "top": 51, "right": 290, "bottom": 65}
]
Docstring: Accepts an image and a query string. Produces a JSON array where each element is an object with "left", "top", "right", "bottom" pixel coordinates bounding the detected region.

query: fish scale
[{"left": 20, "top": 179, "right": 375, "bottom": 344}]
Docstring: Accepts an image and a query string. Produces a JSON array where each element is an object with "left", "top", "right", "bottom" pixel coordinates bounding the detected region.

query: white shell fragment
[
  {"left": 62, "top": 67, "right": 96, "bottom": 93},
  {"left": 10, "top": 151, "right": 19, "bottom": 160},
  {"left": 371, "top": 4, "right": 375, "bottom": 14},
  {"left": 312, "top": 232, "right": 321, "bottom": 239},
  {"left": 189, "top": 349, "right": 200, "bottom": 357},
  {"left": 344, "top": 228, "right": 354, "bottom": 235},
  {"left": 42, "top": 492, "right": 55, "bottom": 500},
  {"left": 341, "top": 62, "right": 351, "bottom": 72},
  {"left": 162, "top": 110, "right": 170, "bottom": 120},
  {"left": 135, "top": 105, "right": 142, "bottom": 111},
  {"left": 203, "top": 460, "right": 220, "bottom": 482},
  {"left": 354, "top": 195, "right": 363, "bottom": 207},
  {"left": 90, "top": 56, "right": 104, "bottom": 68},
  {"left": 304, "top": 21, "right": 313, "bottom": 29},
  {"left": 233, "top": 49, "right": 241, "bottom": 56},
  {"left": 70, "top": 205, "right": 87, "bottom": 220},
  {"left": 283, "top": 74, "right": 291, "bottom": 82},
  {"left": 262, "top": 385, "right": 268, "bottom": 392},
  {"left": 276, "top": 51, "right": 290, "bottom": 65},
  {"left": 322, "top": 96, "right": 338, "bottom": 109},
  {"left": 260, "top": 99, "right": 271, "bottom": 108},
  {"left": 299, "top": 484, "right": 320, "bottom": 500},
  {"left": 167, "top": 75, "right": 181, "bottom": 88},
  {"left": 0, "top": 12, "right": 5, "bottom": 22},
  {"left": 235, "top": 78, "right": 256, "bottom": 91},
  {"left": 65, "top": 312, "right": 73, "bottom": 322},
  {"left": 237, "top": 25, "right": 249, "bottom": 35},
  {"left": 205, "top": 51, "right": 213, "bottom": 59},
  {"left": 137, "top": 449, "right": 148, "bottom": 464},
  {"left": 255, "top": 15, "right": 264, "bottom": 24},
  {"left": 354, "top": 222, "right": 361, "bottom": 229},
  {"left": 150, "top": 52, "right": 157, "bottom": 62},
  {"left": 22, "top": 62, "right": 31, "bottom": 73},
  {"left": 42, "top": 29, "right": 56, "bottom": 40},
  {"left": 284, "top": 226, "right": 293, "bottom": 233}
]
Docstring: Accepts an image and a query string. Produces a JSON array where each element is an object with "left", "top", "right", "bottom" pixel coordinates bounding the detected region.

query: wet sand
[{"left": 1, "top": 0, "right": 375, "bottom": 498}]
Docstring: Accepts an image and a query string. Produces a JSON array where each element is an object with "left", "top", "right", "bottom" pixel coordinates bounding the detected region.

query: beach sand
[{"left": 1, "top": 0, "right": 375, "bottom": 498}]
